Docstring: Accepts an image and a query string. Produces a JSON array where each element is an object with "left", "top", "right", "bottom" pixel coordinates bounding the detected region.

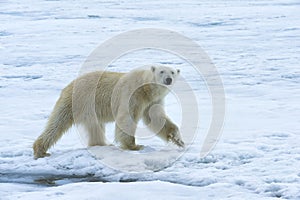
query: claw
[
  {"left": 172, "top": 137, "right": 185, "bottom": 148},
  {"left": 167, "top": 131, "right": 185, "bottom": 148}
]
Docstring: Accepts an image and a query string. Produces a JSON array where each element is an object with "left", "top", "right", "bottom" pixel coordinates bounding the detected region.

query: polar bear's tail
[{"left": 33, "top": 85, "right": 74, "bottom": 159}]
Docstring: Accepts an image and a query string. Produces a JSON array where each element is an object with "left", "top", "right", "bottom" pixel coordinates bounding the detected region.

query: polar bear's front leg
[
  {"left": 115, "top": 125, "right": 143, "bottom": 150},
  {"left": 153, "top": 117, "right": 184, "bottom": 147},
  {"left": 142, "top": 102, "right": 185, "bottom": 147},
  {"left": 115, "top": 113, "right": 143, "bottom": 150}
]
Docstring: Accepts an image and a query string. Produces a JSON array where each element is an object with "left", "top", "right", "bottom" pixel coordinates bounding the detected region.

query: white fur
[{"left": 33, "top": 65, "right": 184, "bottom": 159}]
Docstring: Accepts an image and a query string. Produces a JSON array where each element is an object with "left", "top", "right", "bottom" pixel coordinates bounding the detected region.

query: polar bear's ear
[
  {"left": 151, "top": 66, "right": 156, "bottom": 72},
  {"left": 177, "top": 69, "right": 180, "bottom": 74}
]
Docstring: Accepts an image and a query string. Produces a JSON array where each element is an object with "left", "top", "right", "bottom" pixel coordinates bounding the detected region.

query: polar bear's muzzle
[{"left": 164, "top": 77, "right": 172, "bottom": 85}]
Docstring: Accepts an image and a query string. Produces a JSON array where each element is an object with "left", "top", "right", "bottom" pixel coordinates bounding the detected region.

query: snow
[
  {"left": 2, "top": 181, "right": 278, "bottom": 200},
  {"left": 1, "top": 0, "right": 300, "bottom": 199}
]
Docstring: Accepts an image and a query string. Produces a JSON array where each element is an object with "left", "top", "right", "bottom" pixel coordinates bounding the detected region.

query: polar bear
[{"left": 33, "top": 65, "right": 184, "bottom": 159}]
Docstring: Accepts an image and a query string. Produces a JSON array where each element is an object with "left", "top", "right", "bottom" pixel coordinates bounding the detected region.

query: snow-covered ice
[{"left": 1, "top": 0, "right": 299, "bottom": 199}]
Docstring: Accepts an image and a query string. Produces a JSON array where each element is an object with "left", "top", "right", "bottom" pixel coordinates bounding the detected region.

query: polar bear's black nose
[{"left": 165, "top": 77, "right": 172, "bottom": 85}]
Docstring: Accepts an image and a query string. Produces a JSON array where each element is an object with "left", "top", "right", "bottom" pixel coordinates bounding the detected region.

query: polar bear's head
[{"left": 151, "top": 65, "right": 180, "bottom": 86}]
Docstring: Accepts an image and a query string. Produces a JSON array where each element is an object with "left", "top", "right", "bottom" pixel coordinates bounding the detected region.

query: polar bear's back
[
  {"left": 69, "top": 71, "right": 125, "bottom": 123},
  {"left": 70, "top": 69, "right": 154, "bottom": 123}
]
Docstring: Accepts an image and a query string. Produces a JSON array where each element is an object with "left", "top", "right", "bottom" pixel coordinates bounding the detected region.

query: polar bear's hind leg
[
  {"left": 85, "top": 121, "right": 107, "bottom": 146},
  {"left": 33, "top": 89, "right": 73, "bottom": 159}
]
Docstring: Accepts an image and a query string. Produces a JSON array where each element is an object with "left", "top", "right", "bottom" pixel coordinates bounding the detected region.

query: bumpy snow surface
[{"left": 0, "top": 0, "right": 299, "bottom": 199}]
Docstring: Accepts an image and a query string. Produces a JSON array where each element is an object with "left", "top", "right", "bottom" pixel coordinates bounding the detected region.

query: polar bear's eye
[
  {"left": 160, "top": 71, "right": 164, "bottom": 74},
  {"left": 171, "top": 71, "right": 175, "bottom": 75}
]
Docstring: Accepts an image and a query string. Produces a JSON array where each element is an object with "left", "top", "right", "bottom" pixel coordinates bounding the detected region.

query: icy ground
[{"left": 0, "top": 0, "right": 300, "bottom": 199}]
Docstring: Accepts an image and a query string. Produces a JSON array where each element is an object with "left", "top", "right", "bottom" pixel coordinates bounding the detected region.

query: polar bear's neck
[
  {"left": 119, "top": 69, "right": 170, "bottom": 103},
  {"left": 140, "top": 83, "right": 169, "bottom": 102}
]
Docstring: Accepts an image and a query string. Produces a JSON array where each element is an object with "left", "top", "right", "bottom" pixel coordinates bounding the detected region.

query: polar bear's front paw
[
  {"left": 121, "top": 144, "right": 144, "bottom": 151},
  {"left": 131, "top": 144, "right": 144, "bottom": 151},
  {"left": 167, "top": 131, "right": 185, "bottom": 148},
  {"left": 173, "top": 137, "right": 185, "bottom": 148}
]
